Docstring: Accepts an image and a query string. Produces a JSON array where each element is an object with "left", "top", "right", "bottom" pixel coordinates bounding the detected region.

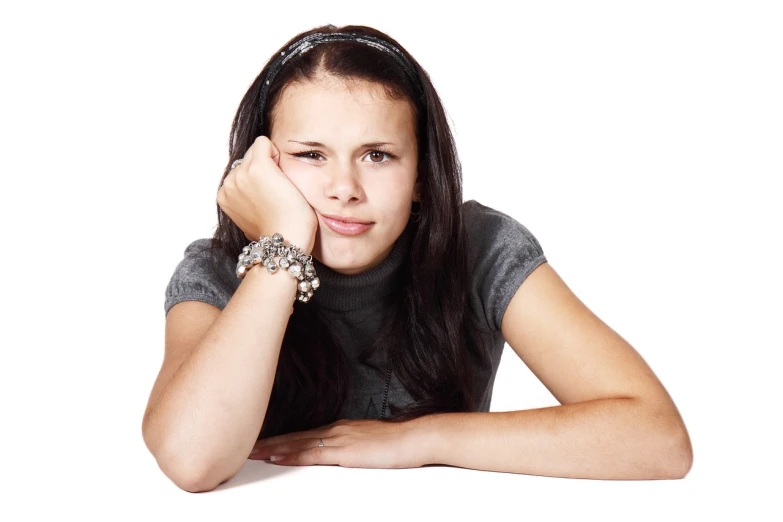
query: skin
[
  {"left": 248, "top": 262, "right": 693, "bottom": 480},
  {"left": 243, "top": 77, "right": 693, "bottom": 482},
  {"left": 269, "top": 74, "right": 421, "bottom": 275},
  {"left": 153, "top": 72, "right": 691, "bottom": 490}
]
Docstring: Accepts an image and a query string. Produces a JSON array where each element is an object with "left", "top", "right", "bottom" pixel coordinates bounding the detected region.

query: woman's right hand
[{"left": 217, "top": 136, "right": 318, "bottom": 254}]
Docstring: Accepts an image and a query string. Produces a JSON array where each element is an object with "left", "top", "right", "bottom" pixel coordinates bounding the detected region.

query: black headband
[{"left": 256, "top": 31, "right": 425, "bottom": 134}]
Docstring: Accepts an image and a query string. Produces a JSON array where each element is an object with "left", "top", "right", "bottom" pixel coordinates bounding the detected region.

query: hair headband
[{"left": 256, "top": 31, "right": 425, "bottom": 133}]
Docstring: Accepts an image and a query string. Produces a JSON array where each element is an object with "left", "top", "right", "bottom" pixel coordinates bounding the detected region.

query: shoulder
[
  {"left": 461, "top": 199, "right": 548, "bottom": 331},
  {"left": 164, "top": 238, "right": 239, "bottom": 317},
  {"left": 462, "top": 199, "right": 544, "bottom": 255}
]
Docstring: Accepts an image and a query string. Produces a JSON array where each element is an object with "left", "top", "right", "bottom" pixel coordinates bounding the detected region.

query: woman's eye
[
  {"left": 296, "top": 151, "right": 324, "bottom": 161},
  {"left": 293, "top": 150, "right": 395, "bottom": 166},
  {"left": 366, "top": 150, "right": 389, "bottom": 163},
  {"left": 364, "top": 150, "right": 398, "bottom": 166}
]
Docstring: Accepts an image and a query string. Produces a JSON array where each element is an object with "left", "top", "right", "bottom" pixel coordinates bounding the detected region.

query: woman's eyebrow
[{"left": 288, "top": 140, "right": 396, "bottom": 149}]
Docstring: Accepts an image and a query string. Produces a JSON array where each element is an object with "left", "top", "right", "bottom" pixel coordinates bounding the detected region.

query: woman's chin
[{"left": 318, "top": 255, "right": 367, "bottom": 275}]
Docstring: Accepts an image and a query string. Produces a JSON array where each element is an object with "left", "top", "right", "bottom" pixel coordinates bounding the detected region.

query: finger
[
  {"left": 251, "top": 437, "right": 325, "bottom": 460},
  {"left": 269, "top": 140, "right": 281, "bottom": 165},
  {"left": 253, "top": 419, "right": 344, "bottom": 452},
  {"left": 255, "top": 420, "right": 341, "bottom": 447},
  {"left": 270, "top": 446, "right": 342, "bottom": 466},
  {"left": 228, "top": 148, "right": 252, "bottom": 174},
  {"left": 252, "top": 431, "right": 319, "bottom": 452},
  {"left": 250, "top": 135, "right": 282, "bottom": 170}
]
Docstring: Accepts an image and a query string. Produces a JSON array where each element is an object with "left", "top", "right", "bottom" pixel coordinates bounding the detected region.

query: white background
[{"left": 1, "top": 0, "right": 780, "bottom": 520}]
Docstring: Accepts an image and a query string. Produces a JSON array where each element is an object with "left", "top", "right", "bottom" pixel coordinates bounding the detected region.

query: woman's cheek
[{"left": 279, "top": 160, "right": 314, "bottom": 195}]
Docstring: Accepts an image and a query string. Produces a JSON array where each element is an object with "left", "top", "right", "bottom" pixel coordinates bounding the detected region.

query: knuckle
[
  {"left": 230, "top": 168, "right": 244, "bottom": 184},
  {"left": 327, "top": 424, "right": 347, "bottom": 437}
]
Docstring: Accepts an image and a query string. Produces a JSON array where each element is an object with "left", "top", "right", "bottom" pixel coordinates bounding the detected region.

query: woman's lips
[{"left": 320, "top": 214, "right": 374, "bottom": 236}]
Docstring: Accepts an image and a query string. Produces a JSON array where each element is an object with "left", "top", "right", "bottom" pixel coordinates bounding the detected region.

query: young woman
[{"left": 142, "top": 24, "right": 692, "bottom": 492}]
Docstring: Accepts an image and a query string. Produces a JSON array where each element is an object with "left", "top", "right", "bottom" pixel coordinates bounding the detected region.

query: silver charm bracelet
[{"left": 235, "top": 232, "right": 320, "bottom": 303}]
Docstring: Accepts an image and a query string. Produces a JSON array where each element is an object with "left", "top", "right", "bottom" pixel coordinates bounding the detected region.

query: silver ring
[
  {"left": 230, "top": 158, "right": 243, "bottom": 170},
  {"left": 318, "top": 438, "right": 324, "bottom": 447}
]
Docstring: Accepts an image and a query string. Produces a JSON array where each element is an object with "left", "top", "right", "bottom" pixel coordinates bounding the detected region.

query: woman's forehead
[{"left": 271, "top": 78, "right": 417, "bottom": 147}]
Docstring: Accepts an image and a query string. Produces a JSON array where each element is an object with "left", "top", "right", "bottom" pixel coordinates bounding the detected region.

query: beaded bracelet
[{"left": 235, "top": 232, "right": 320, "bottom": 303}]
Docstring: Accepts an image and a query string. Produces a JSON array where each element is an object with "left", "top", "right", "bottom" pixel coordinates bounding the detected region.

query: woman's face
[{"left": 269, "top": 75, "right": 420, "bottom": 275}]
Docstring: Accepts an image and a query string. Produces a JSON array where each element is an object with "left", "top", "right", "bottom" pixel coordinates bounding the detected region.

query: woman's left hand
[{"left": 248, "top": 418, "right": 432, "bottom": 468}]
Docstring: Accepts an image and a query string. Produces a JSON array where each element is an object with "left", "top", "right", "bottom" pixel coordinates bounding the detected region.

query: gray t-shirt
[{"left": 164, "top": 199, "right": 547, "bottom": 418}]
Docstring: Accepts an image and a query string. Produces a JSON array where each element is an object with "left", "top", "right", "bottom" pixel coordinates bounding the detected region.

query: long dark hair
[{"left": 206, "top": 24, "right": 493, "bottom": 438}]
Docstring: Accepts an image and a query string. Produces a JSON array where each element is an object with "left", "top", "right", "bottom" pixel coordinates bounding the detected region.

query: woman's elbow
[
  {"left": 164, "top": 459, "right": 227, "bottom": 493},
  {"left": 664, "top": 428, "right": 693, "bottom": 479}
]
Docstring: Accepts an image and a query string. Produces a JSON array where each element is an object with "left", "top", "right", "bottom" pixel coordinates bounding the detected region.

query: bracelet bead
[{"left": 235, "top": 233, "right": 319, "bottom": 303}]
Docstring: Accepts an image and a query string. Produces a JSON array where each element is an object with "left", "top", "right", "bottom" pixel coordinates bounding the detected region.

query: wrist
[
  {"left": 236, "top": 232, "right": 319, "bottom": 303},
  {"left": 286, "top": 233, "right": 315, "bottom": 257},
  {"left": 407, "top": 413, "right": 447, "bottom": 467},
  {"left": 282, "top": 224, "right": 316, "bottom": 256},
  {"left": 245, "top": 260, "right": 299, "bottom": 291}
]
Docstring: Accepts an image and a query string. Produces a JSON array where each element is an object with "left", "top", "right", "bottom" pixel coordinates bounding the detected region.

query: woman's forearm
[
  {"left": 411, "top": 398, "right": 692, "bottom": 480},
  {"left": 143, "top": 265, "right": 299, "bottom": 490}
]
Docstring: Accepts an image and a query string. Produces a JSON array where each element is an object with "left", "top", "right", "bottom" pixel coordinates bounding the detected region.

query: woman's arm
[
  {"left": 414, "top": 262, "right": 692, "bottom": 479},
  {"left": 142, "top": 265, "right": 299, "bottom": 492},
  {"left": 411, "top": 398, "right": 692, "bottom": 479}
]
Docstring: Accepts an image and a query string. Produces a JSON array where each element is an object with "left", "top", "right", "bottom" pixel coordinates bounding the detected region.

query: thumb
[{"left": 270, "top": 140, "right": 281, "bottom": 166}]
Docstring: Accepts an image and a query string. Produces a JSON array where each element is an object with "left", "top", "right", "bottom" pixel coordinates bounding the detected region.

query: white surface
[{"left": 1, "top": 0, "right": 780, "bottom": 520}]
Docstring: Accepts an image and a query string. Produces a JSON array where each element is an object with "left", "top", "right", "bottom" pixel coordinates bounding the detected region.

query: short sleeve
[
  {"left": 163, "top": 238, "right": 237, "bottom": 317},
  {"left": 463, "top": 199, "right": 548, "bottom": 331}
]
